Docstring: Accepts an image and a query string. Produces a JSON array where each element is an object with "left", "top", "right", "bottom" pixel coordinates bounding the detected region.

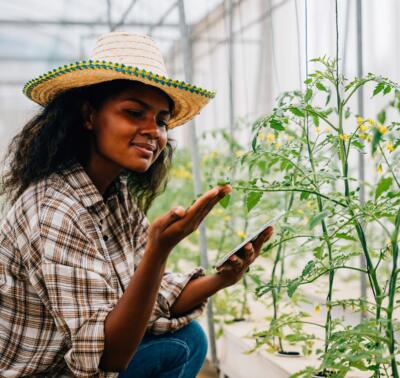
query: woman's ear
[{"left": 81, "top": 102, "right": 95, "bottom": 131}]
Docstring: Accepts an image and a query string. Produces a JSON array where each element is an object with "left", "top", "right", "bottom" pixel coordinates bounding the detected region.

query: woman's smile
[{"left": 130, "top": 142, "right": 156, "bottom": 158}]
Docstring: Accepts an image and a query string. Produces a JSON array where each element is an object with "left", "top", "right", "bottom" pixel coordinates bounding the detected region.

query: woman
[{"left": 0, "top": 32, "right": 272, "bottom": 377}]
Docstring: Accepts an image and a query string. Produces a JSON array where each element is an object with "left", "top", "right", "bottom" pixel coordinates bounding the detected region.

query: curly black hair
[{"left": 1, "top": 80, "right": 175, "bottom": 213}]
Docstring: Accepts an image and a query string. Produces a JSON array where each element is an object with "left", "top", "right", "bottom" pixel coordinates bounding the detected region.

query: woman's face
[{"left": 86, "top": 82, "right": 171, "bottom": 173}]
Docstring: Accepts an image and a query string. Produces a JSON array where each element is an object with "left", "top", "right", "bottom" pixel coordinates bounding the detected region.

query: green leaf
[
  {"left": 335, "top": 232, "right": 356, "bottom": 241},
  {"left": 383, "top": 84, "right": 392, "bottom": 94},
  {"left": 371, "top": 128, "right": 382, "bottom": 155},
  {"left": 325, "top": 92, "right": 331, "bottom": 106},
  {"left": 313, "top": 246, "right": 322, "bottom": 259},
  {"left": 304, "top": 88, "right": 313, "bottom": 102},
  {"left": 256, "top": 283, "right": 273, "bottom": 297},
  {"left": 246, "top": 191, "right": 263, "bottom": 212},
  {"left": 287, "top": 278, "right": 302, "bottom": 297},
  {"left": 377, "top": 110, "right": 386, "bottom": 124},
  {"left": 304, "top": 78, "right": 313, "bottom": 85},
  {"left": 302, "top": 260, "right": 315, "bottom": 276},
  {"left": 312, "top": 115, "right": 319, "bottom": 127},
  {"left": 270, "top": 118, "right": 285, "bottom": 131},
  {"left": 375, "top": 177, "right": 393, "bottom": 200},
  {"left": 315, "top": 82, "right": 328, "bottom": 92},
  {"left": 219, "top": 194, "right": 231, "bottom": 208},
  {"left": 290, "top": 107, "right": 305, "bottom": 117},
  {"left": 217, "top": 177, "right": 232, "bottom": 186},
  {"left": 372, "top": 82, "right": 385, "bottom": 96},
  {"left": 252, "top": 134, "right": 258, "bottom": 152},
  {"left": 300, "top": 191, "right": 310, "bottom": 200},
  {"left": 351, "top": 140, "right": 364, "bottom": 150},
  {"left": 309, "top": 210, "right": 329, "bottom": 229}
]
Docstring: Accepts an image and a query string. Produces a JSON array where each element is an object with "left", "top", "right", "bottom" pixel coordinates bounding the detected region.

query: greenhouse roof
[{"left": 0, "top": 0, "right": 223, "bottom": 86}]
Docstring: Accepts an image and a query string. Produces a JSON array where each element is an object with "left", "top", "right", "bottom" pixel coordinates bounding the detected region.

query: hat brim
[{"left": 23, "top": 60, "right": 216, "bottom": 129}]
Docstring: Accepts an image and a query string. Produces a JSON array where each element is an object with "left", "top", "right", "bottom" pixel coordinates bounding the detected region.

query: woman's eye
[
  {"left": 157, "top": 119, "right": 169, "bottom": 128},
  {"left": 126, "top": 110, "right": 143, "bottom": 118}
]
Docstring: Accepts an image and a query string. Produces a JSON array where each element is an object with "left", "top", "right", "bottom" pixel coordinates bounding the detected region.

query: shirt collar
[{"left": 59, "top": 162, "right": 125, "bottom": 209}]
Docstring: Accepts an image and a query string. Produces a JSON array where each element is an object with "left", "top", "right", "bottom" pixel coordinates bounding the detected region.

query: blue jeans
[{"left": 119, "top": 320, "right": 208, "bottom": 378}]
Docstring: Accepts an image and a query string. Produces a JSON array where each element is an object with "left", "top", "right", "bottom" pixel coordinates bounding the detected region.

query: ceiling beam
[{"left": 0, "top": 19, "right": 180, "bottom": 28}]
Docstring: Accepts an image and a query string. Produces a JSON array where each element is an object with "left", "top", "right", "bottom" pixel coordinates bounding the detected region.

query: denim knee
[{"left": 184, "top": 320, "right": 208, "bottom": 361}]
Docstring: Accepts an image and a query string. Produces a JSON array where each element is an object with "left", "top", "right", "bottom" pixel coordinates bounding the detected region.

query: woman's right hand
[{"left": 146, "top": 185, "right": 232, "bottom": 257}]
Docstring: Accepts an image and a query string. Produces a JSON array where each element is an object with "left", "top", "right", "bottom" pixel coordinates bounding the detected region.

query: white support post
[{"left": 177, "top": 0, "right": 219, "bottom": 370}]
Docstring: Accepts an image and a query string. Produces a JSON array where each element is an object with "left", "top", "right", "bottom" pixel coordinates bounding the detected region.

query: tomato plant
[{"left": 232, "top": 57, "right": 400, "bottom": 377}]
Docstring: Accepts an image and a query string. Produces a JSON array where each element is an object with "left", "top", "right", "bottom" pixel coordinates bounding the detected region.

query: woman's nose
[{"left": 140, "top": 117, "right": 160, "bottom": 138}]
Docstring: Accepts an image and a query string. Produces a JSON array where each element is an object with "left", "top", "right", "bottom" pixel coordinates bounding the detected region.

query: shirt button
[{"left": 103, "top": 235, "right": 109, "bottom": 242}]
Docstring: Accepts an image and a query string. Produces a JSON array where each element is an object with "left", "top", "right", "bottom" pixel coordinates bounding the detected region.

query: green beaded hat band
[{"left": 23, "top": 32, "right": 216, "bottom": 129}]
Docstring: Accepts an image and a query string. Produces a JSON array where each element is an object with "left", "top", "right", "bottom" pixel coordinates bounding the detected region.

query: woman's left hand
[{"left": 216, "top": 226, "right": 273, "bottom": 287}]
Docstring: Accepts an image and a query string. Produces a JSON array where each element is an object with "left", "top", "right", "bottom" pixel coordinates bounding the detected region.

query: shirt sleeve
[
  {"left": 39, "top": 203, "right": 118, "bottom": 378},
  {"left": 133, "top": 212, "right": 208, "bottom": 335}
]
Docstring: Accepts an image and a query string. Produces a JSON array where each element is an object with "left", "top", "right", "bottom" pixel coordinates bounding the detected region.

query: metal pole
[
  {"left": 177, "top": 0, "right": 219, "bottom": 370},
  {"left": 227, "top": 0, "right": 235, "bottom": 142},
  {"left": 148, "top": 1, "right": 178, "bottom": 36},
  {"left": 0, "top": 19, "right": 179, "bottom": 28},
  {"left": 356, "top": 0, "right": 368, "bottom": 318}
]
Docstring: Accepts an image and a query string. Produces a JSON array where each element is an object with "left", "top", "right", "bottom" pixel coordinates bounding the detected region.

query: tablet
[{"left": 214, "top": 213, "right": 284, "bottom": 270}]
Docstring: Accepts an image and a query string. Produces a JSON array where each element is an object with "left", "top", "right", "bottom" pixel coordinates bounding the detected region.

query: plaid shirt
[{"left": 0, "top": 162, "right": 206, "bottom": 377}]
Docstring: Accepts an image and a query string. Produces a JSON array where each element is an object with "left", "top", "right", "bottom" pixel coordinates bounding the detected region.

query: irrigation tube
[{"left": 177, "top": 0, "right": 219, "bottom": 370}]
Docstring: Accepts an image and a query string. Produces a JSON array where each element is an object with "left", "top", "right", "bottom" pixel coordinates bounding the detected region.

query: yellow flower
[
  {"left": 236, "top": 231, "right": 247, "bottom": 239},
  {"left": 235, "top": 150, "right": 245, "bottom": 158},
  {"left": 258, "top": 131, "right": 266, "bottom": 141},
  {"left": 356, "top": 116, "right": 364, "bottom": 125},
  {"left": 315, "top": 127, "right": 321, "bottom": 133},
  {"left": 274, "top": 143, "right": 281, "bottom": 150},
  {"left": 367, "top": 118, "right": 376, "bottom": 126},
  {"left": 339, "top": 133, "right": 350, "bottom": 141},
  {"left": 386, "top": 142, "right": 395, "bottom": 153},
  {"left": 287, "top": 135, "right": 294, "bottom": 141},
  {"left": 324, "top": 127, "right": 331, "bottom": 133},
  {"left": 211, "top": 151, "right": 219, "bottom": 159},
  {"left": 377, "top": 164, "right": 383, "bottom": 174},
  {"left": 171, "top": 167, "right": 192, "bottom": 179},
  {"left": 377, "top": 125, "right": 387, "bottom": 134},
  {"left": 214, "top": 208, "right": 224, "bottom": 216},
  {"left": 359, "top": 124, "right": 368, "bottom": 132},
  {"left": 314, "top": 305, "right": 321, "bottom": 314},
  {"left": 223, "top": 215, "right": 231, "bottom": 222},
  {"left": 359, "top": 133, "right": 367, "bottom": 140},
  {"left": 267, "top": 133, "right": 275, "bottom": 143}
]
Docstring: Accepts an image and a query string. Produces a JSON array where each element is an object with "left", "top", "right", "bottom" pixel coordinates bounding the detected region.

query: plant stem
[
  {"left": 336, "top": 64, "right": 386, "bottom": 372},
  {"left": 271, "top": 190, "right": 295, "bottom": 352},
  {"left": 378, "top": 144, "right": 400, "bottom": 189},
  {"left": 304, "top": 103, "right": 335, "bottom": 356},
  {"left": 385, "top": 209, "right": 400, "bottom": 377},
  {"left": 234, "top": 186, "right": 347, "bottom": 208}
]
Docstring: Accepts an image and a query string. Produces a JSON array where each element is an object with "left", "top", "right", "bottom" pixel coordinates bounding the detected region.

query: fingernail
[
  {"left": 210, "top": 188, "right": 219, "bottom": 196},
  {"left": 223, "top": 185, "right": 232, "bottom": 194},
  {"left": 174, "top": 206, "right": 185, "bottom": 217}
]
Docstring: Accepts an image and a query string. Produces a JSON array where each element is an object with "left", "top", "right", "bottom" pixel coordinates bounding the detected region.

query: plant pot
[
  {"left": 232, "top": 317, "right": 246, "bottom": 322},
  {"left": 275, "top": 350, "right": 302, "bottom": 358},
  {"left": 312, "top": 370, "right": 337, "bottom": 377}
]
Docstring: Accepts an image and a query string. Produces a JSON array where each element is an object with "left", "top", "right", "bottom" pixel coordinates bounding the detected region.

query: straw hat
[{"left": 23, "top": 32, "right": 215, "bottom": 129}]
